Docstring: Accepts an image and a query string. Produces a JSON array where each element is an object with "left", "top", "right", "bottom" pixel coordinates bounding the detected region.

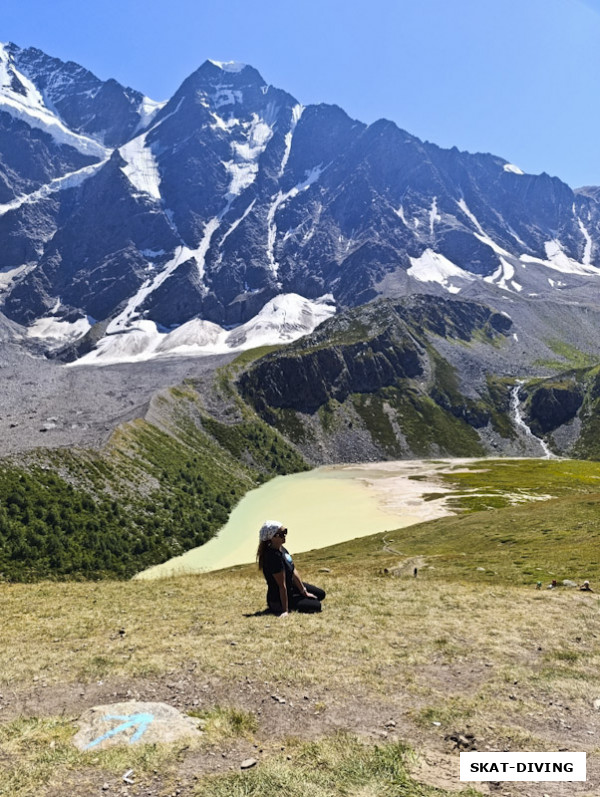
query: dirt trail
[{"left": 381, "top": 536, "right": 431, "bottom": 577}]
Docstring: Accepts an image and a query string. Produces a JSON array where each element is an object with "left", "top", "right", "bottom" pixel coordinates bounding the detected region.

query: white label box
[{"left": 460, "top": 752, "right": 586, "bottom": 781}]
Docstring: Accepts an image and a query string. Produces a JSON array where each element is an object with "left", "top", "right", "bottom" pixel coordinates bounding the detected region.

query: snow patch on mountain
[
  {"left": 213, "top": 87, "right": 243, "bottom": 108},
  {"left": 503, "top": 163, "right": 524, "bottom": 175},
  {"left": 209, "top": 60, "right": 247, "bottom": 74},
  {"left": 226, "top": 293, "right": 334, "bottom": 349},
  {"left": 457, "top": 198, "right": 486, "bottom": 236},
  {"left": 108, "top": 246, "right": 197, "bottom": 333},
  {"left": 408, "top": 249, "right": 474, "bottom": 294},
  {"left": 224, "top": 112, "right": 274, "bottom": 197},
  {"left": 484, "top": 257, "right": 522, "bottom": 292},
  {"left": 520, "top": 240, "right": 600, "bottom": 276},
  {"left": 191, "top": 217, "right": 221, "bottom": 280},
  {"left": 548, "top": 277, "right": 567, "bottom": 289},
  {"left": 136, "top": 96, "right": 167, "bottom": 132},
  {"left": 210, "top": 112, "right": 240, "bottom": 132},
  {"left": 545, "top": 239, "right": 600, "bottom": 275},
  {"left": 279, "top": 103, "right": 304, "bottom": 177},
  {"left": 119, "top": 133, "right": 162, "bottom": 199},
  {"left": 474, "top": 232, "right": 512, "bottom": 258},
  {"left": 220, "top": 199, "right": 256, "bottom": 247},
  {"left": 429, "top": 197, "right": 440, "bottom": 236},
  {"left": 0, "top": 158, "right": 109, "bottom": 217},
  {"left": 267, "top": 166, "right": 324, "bottom": 277},
  {"left": 0, "top": 264, "right": 29, "bottom": 291},
  {"left": 507, "top": 225, "right": 527, "bottom": 248},
  {"left": 395, "top": 205, "right": 408, "bottom": 225},
  {"left": 461, "top": 198, "right": 529, "bottom": 250},
  {"left": 73, "top": 293, "right": 336, "bottom": 366},
  {"left": 578, "top": 218, "right": 593, "bottom": 265},
  {"left": 26, "top": 314, "right": 92, "bottom": 342},
  {"left": 108, "top": 224, "right": 224, "bottom": 334},
  {"left": 0, "top": 43, "right": 108, "bottom": 159}
]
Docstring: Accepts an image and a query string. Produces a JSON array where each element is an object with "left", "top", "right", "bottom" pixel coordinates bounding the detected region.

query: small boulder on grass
[{"left": 73, "top": 701, "right": 202, "bottom": 751}]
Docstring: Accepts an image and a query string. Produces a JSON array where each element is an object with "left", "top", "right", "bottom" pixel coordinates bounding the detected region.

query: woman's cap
[{"left": 259, "top": 520, "right": 283, "bottom": 542}]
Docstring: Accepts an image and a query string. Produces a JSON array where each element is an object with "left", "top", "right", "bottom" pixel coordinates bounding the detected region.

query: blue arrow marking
[{"left": 84, "top": 712, "right": 154, "bottom": 750}]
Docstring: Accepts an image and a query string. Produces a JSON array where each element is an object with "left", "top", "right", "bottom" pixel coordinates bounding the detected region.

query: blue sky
[{"left": 3, "top": 0, "right": 600, "bottom": 187}]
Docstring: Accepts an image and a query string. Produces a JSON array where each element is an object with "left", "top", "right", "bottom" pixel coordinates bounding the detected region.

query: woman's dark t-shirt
[{"left": 263, "top": 545, "right": 295, "bottom": 607}]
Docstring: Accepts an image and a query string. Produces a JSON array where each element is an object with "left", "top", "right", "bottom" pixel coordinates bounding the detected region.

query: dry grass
[
  {"left": 1, "top": 573, "right": 598, "bottom": 794},
  {"left": 3, "top": 568, "right": 600, "bottom": 722},
  {"left": 4, "top": 459, "right": 600, "bottom": 794},
  {"left": 190, "top": 733, "right": 484, "bottom": 797}
]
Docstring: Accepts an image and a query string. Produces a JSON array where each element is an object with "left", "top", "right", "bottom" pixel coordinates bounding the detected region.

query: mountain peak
[
  {"left": 193, "top": 59, "right": 266, "bottom": 86},
  {"left": 207, "top": 59, "right": 248, "bottom": 74}
]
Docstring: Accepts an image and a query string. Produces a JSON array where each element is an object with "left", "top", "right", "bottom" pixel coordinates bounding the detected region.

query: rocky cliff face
[
  {"left": 240, "top": 296, "right": 509, "bottom": 413},
  {"left": 237, "top": 296, "right": 527, "bottom": 461},
  {"left": 525, "top": 384, "right": 584, "bottom": 436},
  {"left": 241, "top": 326, "right": 424, "bottom": 414},
  {"left": 2, "top": 44, "right": 600, "bottom": 363},
  {"left": 514, "top": 367, "right": 600, "bottom": 459}
]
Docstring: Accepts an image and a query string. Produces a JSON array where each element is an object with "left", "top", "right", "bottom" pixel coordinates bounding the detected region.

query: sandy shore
[{"left": 329, "top": 458, "right": 478, "bottom": 521}]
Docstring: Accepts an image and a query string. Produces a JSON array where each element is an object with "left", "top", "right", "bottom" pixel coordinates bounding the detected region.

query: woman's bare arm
[
  {"left": 292, "top": 568, "right": 316, "bottom": 599},
  {"left": 273, "top": 570, "right": 289, "bottom": 615}
]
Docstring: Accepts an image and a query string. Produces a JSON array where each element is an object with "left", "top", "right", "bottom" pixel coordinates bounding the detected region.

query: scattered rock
[
  {"left": 446, "top": 732, "right": 477, "bottom": 751},
  {"left": 476, "top": 567, "right": 486, "bottom": 572},
  {"left": 271, "top": 695, "right": 286, "bottom": 704},
  {"left": 241, "top": 758, "right": 258, "bottom": 770},
  {"left": 318, "top": 568, "right": 331, "bottom": 573},
  {"left": 563, "top": 579, "right": 578, "bottom": 588},
  {"left": 384, "top": 720, "right": 396, "bottom": 728},
  {"left": 593, "top": 699, "right": 600, "bottom": 711}
]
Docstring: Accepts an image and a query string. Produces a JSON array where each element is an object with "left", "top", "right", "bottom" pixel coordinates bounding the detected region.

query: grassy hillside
[
  {"left": 0, "top": 371, "right": 308, "bottom": 582},
  {"left": 2, "top": 459, "right": 600, "bottom": 795},
  {"left": 302, "top": 458, "right": 600, "bottom": 585}
]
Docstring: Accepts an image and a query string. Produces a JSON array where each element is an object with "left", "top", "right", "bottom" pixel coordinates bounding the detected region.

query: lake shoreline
[{"left": 135, "top": 458, "right": 477, "bottom": 580}]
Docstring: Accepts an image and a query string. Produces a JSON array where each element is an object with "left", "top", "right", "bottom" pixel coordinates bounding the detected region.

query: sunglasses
[{"left": 274, "top": 529, "right": 288, "bottom": 537}]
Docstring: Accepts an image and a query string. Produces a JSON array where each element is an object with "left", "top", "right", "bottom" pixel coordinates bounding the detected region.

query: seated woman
[{"left": 257, "top": 520, "right": 326, "bottom": 616}]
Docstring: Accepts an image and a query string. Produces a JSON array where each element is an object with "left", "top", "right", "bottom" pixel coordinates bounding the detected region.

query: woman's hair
[{"left": 257, "top": 539, "right": 270, "bottom": 570}]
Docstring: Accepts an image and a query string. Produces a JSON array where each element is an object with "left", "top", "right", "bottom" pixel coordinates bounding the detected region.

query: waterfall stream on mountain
[
  {"left": 510, "top": 382, "right": 555, "bottom": 459},
  {"left": 136, "top": 460, "right": 465, "bottom": 579}
]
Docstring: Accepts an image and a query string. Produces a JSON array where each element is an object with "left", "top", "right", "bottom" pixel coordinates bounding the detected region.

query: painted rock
[{"left": 72, "top": 701, "right": 202, "bottom": 751}]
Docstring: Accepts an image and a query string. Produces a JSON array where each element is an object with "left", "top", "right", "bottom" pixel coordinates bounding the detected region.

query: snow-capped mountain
[{"left": 2, "top": 42, "right": 600, "bottom": 363}]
